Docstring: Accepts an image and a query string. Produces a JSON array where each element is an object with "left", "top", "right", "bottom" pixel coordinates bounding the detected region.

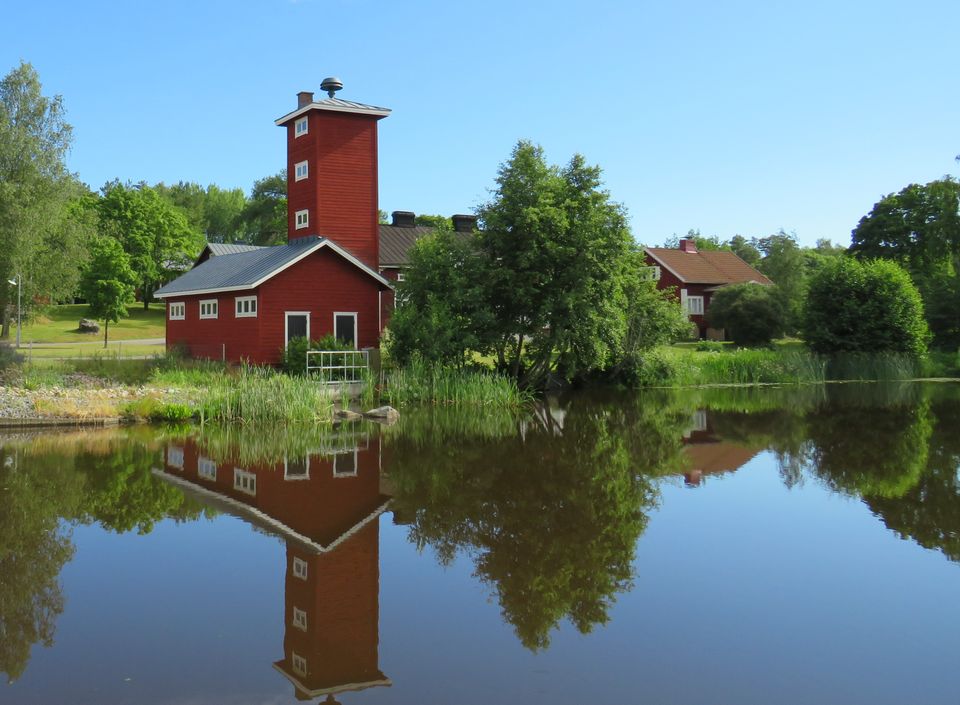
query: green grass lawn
[
  {"left": 9, "top": 303, "right": 166, "bottom": 343},
  {"left": 19, "top": 342, "right": 165, "bottom": 359}
]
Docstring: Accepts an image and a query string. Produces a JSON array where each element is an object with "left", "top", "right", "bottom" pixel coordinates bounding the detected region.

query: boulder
[
  {"left": 78, "top": 319, "right": 100, "bottom": 334},
  {"left": 334, "top": 409, "right": 363, "bottom": 421},
  {"left": 363, "top": 405, "right": 399, "bottom": 424}
]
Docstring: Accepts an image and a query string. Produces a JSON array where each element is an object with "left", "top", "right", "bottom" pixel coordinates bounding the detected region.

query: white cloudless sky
[{"left": 4, "top": 0, "right": 958, "bottom": 247}]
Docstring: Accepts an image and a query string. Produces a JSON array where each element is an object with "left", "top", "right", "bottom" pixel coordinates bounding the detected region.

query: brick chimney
[
  {"left": 391, "top": 211, "right": 416, "bottom": 227},
  {"left": 679, "top": 238, "right": 698, "bottom": 253},
  {"left": 452, "top": 214, "right": 477, "bottom": 233},
  {"left": 276, "top": 84, "right": 390, "bottom": 268}
]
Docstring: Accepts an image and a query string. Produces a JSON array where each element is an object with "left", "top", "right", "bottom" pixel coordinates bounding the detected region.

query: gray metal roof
[
  {"left": 378, "top": 224, "right": 437, "bottom": 267},
  {"left": 206, "top": 243, "right": 266, "bottom": 256},
  {"left": 275, "top": 97, "right": 391, "bottom": 125},
  {"left": 155, "top": 236, "right": 390, "bottom": 298}
]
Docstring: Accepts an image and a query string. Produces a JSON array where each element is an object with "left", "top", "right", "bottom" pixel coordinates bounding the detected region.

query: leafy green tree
[
  {"left": 387, "top": 225, "right": 492, "bottom": 366},
  {"left": 155, "top": 181, "right": 247, "bottom": 243},
  {"left": 476, "top": 141, "right": 635, "bottom": 385},
  {"left": 237, "top": 171, "right": 287, "bottom": 245},
  {"left": 414, "top": 213, "right": 448, "bottom": 228},
  {"left": 0, "top": 61, "right": 88, "bottom": 338},
  {"left": 755, "top": 230, "right": 806, "bottom": 334},
  {"left": 729, "top": 234, "right": 761, "bottom": 267},
  {"left": 706, "top": 282, "right": 783, "bottom": 346},
  {"left": 79, "top": 236, "right": 136, "bottom": 347},
  {"left": 93, "top": 182, "right": 201, "bottom": 308},
  {"left": 663, "top": 229, "right": 726, "bottom": 251},
  {"left": 802, "top": 257, "right": 929, "bottom": 356}
]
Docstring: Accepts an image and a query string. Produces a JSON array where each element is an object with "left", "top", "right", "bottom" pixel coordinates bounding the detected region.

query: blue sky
[{"left": 4, "top": 0, "right": 958, "bottom": 247}]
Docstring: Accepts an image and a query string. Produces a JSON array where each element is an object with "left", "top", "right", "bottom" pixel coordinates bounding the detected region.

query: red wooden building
[
  {"left": 644, "top": 238, "right": 772, "bottom": 339},
  {"left": 154, "top": 83, "right": 394, "bottom": 364}
]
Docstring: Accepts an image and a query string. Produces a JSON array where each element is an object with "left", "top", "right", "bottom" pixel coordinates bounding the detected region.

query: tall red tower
[{"left": 275, "top": 78, "right": 390, "bottom": 269}]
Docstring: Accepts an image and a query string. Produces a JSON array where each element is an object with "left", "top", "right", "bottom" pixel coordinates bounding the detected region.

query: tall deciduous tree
[
  {"left": 755, "top": 230, "right": 807, "bottom": 334},
  {"left": 155, "top": 181, "right": 247, "bottom": 243},
  {"left": 0, "top": 61, "right": 90, "bottom": 337},
  {"left": 237, "top": 171, "right": 287, "bottom": 245},
  {"left": 79, "top": 236, "right": 136, "bottom": 347},
  {"left": 93, "top": 182, "right": 201, "bottom": 308}
]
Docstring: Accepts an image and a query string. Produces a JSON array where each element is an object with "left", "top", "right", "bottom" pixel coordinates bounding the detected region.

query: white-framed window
[
  {"left": 333, "top": 451, "right": 358, "bottom": 478},
  {"left": 284, "top": 456, "right": 310, "bottom": 480},
  {"left": 234, "top": 468, "right": 256, "bottom": 496},
  {"left": 396, "top": 272, "right": 405, "bottom": 282},
  {"left": 292, "top": 606, "right": 308, "bottom": 631},
  {"left": 691, "top": 409, "right": 708, "bottom": 432},
  {"left": 168, "top": 302, "right": 185, "bottom": 320},
  {"left": 292, "top": 652, "right": 308, "bottom": 677},
  {"left": 167, "top": 446, "right": 184, "bottom": 469},
  {"left": 292, "top": 556, "right": 308, "bottom": 580},
  {"left": 295, "top": 209, "right": 309, "bottom": 229},
  {"left": 294, "top": 160, "right": 308, "bottom": 181},
  {"left": 294, "top": 116, "right": 308, "bottom": 137},
  {"left": 199, "top": 299, "right": 218, "bottom": 319},
  {"left": 235, "top": 296, "right": 257, "bottom": 318},
  {"left": 640, "top": 266, "right": 661, "bottom": 281},
  {"left": 685, "top": 296, "right": 705, "bottom": 316},
  {"left": 198, "top": 456, "right": 217, "bottom": 481},
  {"left": 333, "top": 312, "right": 357, "bottom": 349}
]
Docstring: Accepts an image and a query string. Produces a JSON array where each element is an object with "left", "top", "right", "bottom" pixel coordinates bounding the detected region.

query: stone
[
  {"left": 363, "top": 405, "right": 399, "bottom": 423},
  {"left": 334, "top": 409, "right": 363, "bottom": 421},
  {"left": 78, "top": 318, "right": 100, "bottom": 334}
]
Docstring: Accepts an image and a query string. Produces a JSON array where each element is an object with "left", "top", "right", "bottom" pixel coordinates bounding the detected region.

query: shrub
[
  {"left": 695, "top": 340, "right": 727, "bottom": 352},
  {"left": 281, "top": 334, "right": 352, "bottom": 376},
  {"left": 706, "top": 283, "right": 783, "bottom": 346},
  {"left": 0, "top": 343, "right": 24, "bottom": 372},
  {"left": 803, "top": 258, "right": 930, "bottom": 356}
]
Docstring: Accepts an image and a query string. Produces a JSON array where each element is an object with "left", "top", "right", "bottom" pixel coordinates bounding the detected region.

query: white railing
[{"left": 305, "top": 349, "right": 369, "bottom": 384}]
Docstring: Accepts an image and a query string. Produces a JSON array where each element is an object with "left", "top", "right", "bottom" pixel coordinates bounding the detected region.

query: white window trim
[
  {"left": 294, "top": 160, "right": 308, "bottom": 181},
  {"left": 396, "top": 272, "right": 405, "bottom": 282},
  {"left": 294, "top": 116, "right": 308, "bottom": 137},
  {"left": 199, "top": 299, "right": 218, "bottom": 320},
  {"left": 295, "top": 209, "right": 309, "bottom": 230},
  {"left": 284, "top": 311, "right": 310, "bottom": 349},
  {"left": 292, "top": 557, "right": 309, "bottom": 580},
  {"left": 686, "top": 295, "right": 705, "bottom": 316},
  {"left": 333, "top": 311, "right": 358, "bottom": 350},
  {"left": 333, "top": 450, "right": 358, "bottom": 478},
  {"left": 169, "top": 302, "right": 185, "bottom": 320},
  {"left": 233, "top": 467, "right": 256, "bottom": 496},
  {"left": 235, "top": 295, "right": 257, "bottom": 318},
  {"left": 292, "top": 652, "right": 308, "bottom": 677},
  {"left": 198, "top": 456, "right": 217, "bottom": 481},
  {"left": 292, "top": 606, "right": 308, "bottom": 631},
  {"left": 284, "top": 456, "right": 310, "bottom": 481},
  {"left": 168, "top": 446, "right": 184, "bottom": 469}
]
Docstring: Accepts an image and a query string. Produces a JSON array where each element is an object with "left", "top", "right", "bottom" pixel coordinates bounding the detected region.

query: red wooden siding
[
  {"left": 287, "top": 112, "right": 380, "bottom": 269},
  {"left": 644, "top": 253, "right": 712, "bottom": 336},
  {"left": 165, "top": 294, "right": 262, "bottom": 361}
]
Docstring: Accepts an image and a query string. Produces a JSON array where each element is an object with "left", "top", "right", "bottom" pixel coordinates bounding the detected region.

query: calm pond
[{"left": 3, "top": 382, "right": 960, "bottom": 704}]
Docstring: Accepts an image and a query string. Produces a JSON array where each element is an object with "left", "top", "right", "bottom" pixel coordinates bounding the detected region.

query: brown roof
[
  {"left": 645, "top": 248, "right": 773, "bottom": 285},
  {"left": 378, "top": 224, "right": 436, "bottom": 267}
]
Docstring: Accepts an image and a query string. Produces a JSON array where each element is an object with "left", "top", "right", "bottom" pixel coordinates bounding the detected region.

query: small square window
[
  {"left": 295, "top": 116, "right": 308, "bottom": 137},
  {"left": 292, "top": 557, "right": 308, "bottom": 580},
  {"left": 292, "top": 606, "right": 308, "bottom": 631},
  {"left": 292, "top": 652, "right": 308, "bottom": 677},
  {"left": 294, "top": 160, "right": 308, "bottom": 181},
  {"left": 199, "top": 299, "right": 218, "bottom": 319},
  {"left": 198, "top": 456, "right": 217, "bottom": 481},
  {"left": 333, "top": 451, "right": 358, "bottom": 477},
  {"left": 168, "top": 446, "right": 184, "bottom": 469},
  {"left": 285, "top": 456, "right": 309, "bottom": 480},
  {"left": 396, "top": 272, "right": 405, "bottom": 282},
  {"left": 685, "top": 296, "right": 704, "bottom": 316},
  {"left": 234, "top": 468, "right": 256, "bottom": 496},
  {"left": 169, "top": 302, "right": 185, "bottom": 320},
  {"left": 235, "top": 296, "right": 257, "bottom": 318},
  {"left": 295, "top": 210, "right": 309, "bottom": 230}
]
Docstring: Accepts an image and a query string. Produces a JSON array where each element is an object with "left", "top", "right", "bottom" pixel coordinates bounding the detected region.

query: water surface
[{"left": 3, "top": 382, "right": 960, "bottom": 704}]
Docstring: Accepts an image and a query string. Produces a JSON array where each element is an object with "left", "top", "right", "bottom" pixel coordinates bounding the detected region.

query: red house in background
[
  {"left": 644, "top": 238, "right": 772, "bottom": 339},
  {"left": 154, "top": 81, "right": 394, "bottom": 364}
]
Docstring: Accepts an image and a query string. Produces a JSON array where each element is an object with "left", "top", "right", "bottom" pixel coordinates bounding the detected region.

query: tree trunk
[
  {"left": 510, "top": 334, "right": 524, "bottom": 380},
  {"left": 0, "top": 287, "right": 9, "bottom": 340},
  {"left": 103, "top": 320, "right": 108, "bottom": 349}
]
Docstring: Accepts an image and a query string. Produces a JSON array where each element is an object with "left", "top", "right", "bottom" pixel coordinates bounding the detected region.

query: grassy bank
[
  {"left": 11, "top": 303, "right": 166, "bottom": 343},
  {"left": 380, "top": 359, "right": 532, "bottom": 407}
]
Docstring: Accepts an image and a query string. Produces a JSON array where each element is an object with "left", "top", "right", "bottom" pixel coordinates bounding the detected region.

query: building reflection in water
[
  {"left": 681, "top": 409, "right": 761, "bottom": 487},
  {"left": 156, "top": 431, "right": 392, "bottom": 701}
]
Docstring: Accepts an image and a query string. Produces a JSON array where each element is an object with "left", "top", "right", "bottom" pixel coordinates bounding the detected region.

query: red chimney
[
  {"left": 679, "top": 238, "right": 698, "bottom": 253},
  {"left": 275, "top": 81, "right": 391, "bottom": 269}
]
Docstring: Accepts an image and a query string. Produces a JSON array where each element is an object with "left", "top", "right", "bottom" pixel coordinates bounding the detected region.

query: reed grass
[
  {"left": 197, "top": 366, "right": 334, "bottom": 424},
  {"left": 382, "top": 359, "right": 532, "bottom": 407}
]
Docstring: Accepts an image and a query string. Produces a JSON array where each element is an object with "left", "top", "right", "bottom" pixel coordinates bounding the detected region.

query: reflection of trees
[
  {"left": 387, "top": 395, "right": 689, "bottom": 650},
  {"left": 0, "top": 447, "right": 82, "bottom": 683},
  {"left": 0, "top": 431, "right": 207, "bottom": 683}
]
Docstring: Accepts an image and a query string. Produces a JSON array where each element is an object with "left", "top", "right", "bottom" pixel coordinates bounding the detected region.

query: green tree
[
  {"left": 79, "top": 236, "right": 136, "bottom": 347},
  {"left": 706, "top": 282, "right": 784, "bottom": 346},
  {"left": 476, "top": 141, "right": 635, "bottom": 385},
  {"left": 663, "top": 229, "right": 726, "bottom": 251},
  {"left": 0, "top": 61, "right": 88, "bottom": 338},
  {"left": 93, "top": 182, "right": 201, "bottom": 308},
  {"left": 414, "top": 213, "right": 449, "bottom": 228},
  {"left": 755, "top": 230, "right": 806, "bottom": 334},
  {"left": 729, "top": 234, "right": 761, "bottom": 267},
  {"left": 237, "top": 171, "right": 287, "bottom": 245},
  {"left": 802, "top": 257, "right": 929, "bottom": 356},
  {"left": 155, "top": 181, "right": 247, "bottom": 243}
]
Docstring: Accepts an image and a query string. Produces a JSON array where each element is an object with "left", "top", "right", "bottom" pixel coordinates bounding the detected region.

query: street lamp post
[{"left": 7, "top": 275, "right": 21, "bottom": 348}]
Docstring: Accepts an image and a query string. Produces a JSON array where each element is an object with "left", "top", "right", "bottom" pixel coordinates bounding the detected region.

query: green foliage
[
  {"left": 755, "top": 230, "right": 806, "bottom": 333},
  {"left": 91, "top": 182, "right": 201, "bottom": 307},
  {"left": 236, "top": 171, "right": 286, "bottom": 245},
  {"left": 803, "top": 257, "right": 929, "bottom": 356},
  {"left": 281, "top": 334, "right": 352, "bottom": 376},
  {"left": 148, "top": 402, "right": 194, "bottom": 423},
  {"left": 632, "top": 347, "right": 827, "bottom": 387},
  {"left": 198, "top": 366, "right": 333, "bottom": 423},
  {"left": 382, "top": 358, "right": 532, "bottom": 407},
  {"left": 728, "top": 234, "right": 761, "bottom": 266},
  {"left": 706, "top": 283, "right": 783, "bottom": 346},
  {"left": 414, "top": 213, "right": 449, "bottom": 228},
  {"left": 695, "top": 340, "right": 727, "bottom": 352},
  {"left": 79, "top": 236, "right": 137, "bottom": 347},
  {"left": 154, "top": 181, "right": 247, "bottom": 244}
]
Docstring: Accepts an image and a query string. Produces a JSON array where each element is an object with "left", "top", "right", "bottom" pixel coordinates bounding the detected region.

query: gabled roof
[
  {"left": 204, "top": 243, "right": 266, "bottom": 257},
  {"left": 645, "top": 247, "right": 773, "bottom": 285},
  {"left": 154, "top": 235, "right": 391, "bottom": 298},
  {"left": 378, "top": 224, "right": 437, "bottom": 267},
  {"left": 275, "top": 97, "right": 391, "bottom": 125}
]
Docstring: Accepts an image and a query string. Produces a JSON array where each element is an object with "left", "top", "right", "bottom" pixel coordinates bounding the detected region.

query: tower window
[
  {"left": 295, "top": 210, "right": 309, "bottom": 229},
  {"left": 295, "top": 116, "right": 308, "bottom": 137},
  {"left": 294, "top": 160, "right": 308, "bottom": 181}
]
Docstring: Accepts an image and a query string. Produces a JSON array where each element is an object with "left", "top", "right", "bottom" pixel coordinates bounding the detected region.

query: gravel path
[{"left": 0, "top": 381, "right": 194, "bottom": 421}]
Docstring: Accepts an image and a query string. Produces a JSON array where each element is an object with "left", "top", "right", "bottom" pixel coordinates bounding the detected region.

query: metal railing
[{"left": 305, "top": 349, "right": 369, "bottom": 384}]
